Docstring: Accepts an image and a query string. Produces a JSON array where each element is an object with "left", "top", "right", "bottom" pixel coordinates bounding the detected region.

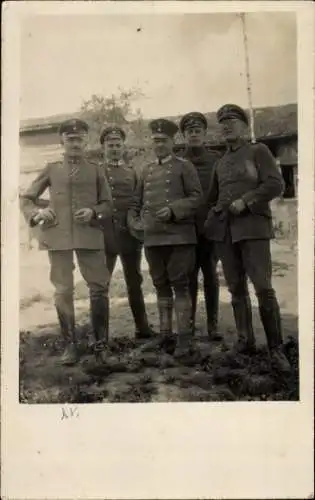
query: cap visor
[
  {"left": 184, "top": 123, "right": 205, "bottom": 130},
  {"left": 62, "top": 132, "right": 87, "bottom": 138},
  {"left": 151, "top": 133, "right": 171, "bottom": 139},
  {"left": 105, "top": 134, "right": 123, "bottom": 140}
]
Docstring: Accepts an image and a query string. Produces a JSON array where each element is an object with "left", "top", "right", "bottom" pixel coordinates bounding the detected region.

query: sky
[{"left": 20, "top": 12, "right": 297, "bottom": 121}]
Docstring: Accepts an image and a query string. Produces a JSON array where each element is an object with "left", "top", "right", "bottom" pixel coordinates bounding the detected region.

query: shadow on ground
[{"left": 20, "top": 296, "right": 299, "bottom": 404}]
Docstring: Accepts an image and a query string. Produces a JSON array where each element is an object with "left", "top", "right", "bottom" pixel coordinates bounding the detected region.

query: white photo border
[{"left": 1, "top": 2, "right": 314, "bottom": 499}]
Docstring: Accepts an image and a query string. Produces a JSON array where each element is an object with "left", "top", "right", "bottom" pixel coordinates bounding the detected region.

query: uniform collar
[
  {"left": 226, "top": 139, "right": 247, "bottom": 152},
  {"left": 106, "top": 159, "right": 125, "bottom": 167},
  {"left": 185, "top": 145, "right": 207, "bottom": 159},
  {"left": 186, "top": 145, "right": 206, "bottom": 154},
  {"left": 63, "top": 153, "right": 84, "bottom": 164},
  {"left": 156, "top": 154, "right": 172, "bottom": 165}
]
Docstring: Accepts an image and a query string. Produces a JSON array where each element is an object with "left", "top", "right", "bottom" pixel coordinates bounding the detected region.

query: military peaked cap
[
  {"left": 100, "top": 125, "right": 126, "bottom": 144},
  {"left": 59, "top": 118, "right": 89, "bottom": 136},
  {"left": 149, "top": 118, "right": 178, "bottom": 138},
  {"left": 179, "top": 112, "right": 207, "bottom": 132},
  {"left": 217, "top": 104, "right": 249, "bottom": 125}
]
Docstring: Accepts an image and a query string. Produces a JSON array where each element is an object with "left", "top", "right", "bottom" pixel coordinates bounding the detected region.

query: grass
[
  {"left": 19, "top": 316, "right": 299, "bottom": 404},
  {"left": 19, "top": 263, "right": 299, "bottom": 404}
]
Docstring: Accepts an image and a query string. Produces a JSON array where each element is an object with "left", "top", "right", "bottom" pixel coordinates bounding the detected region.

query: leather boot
[
  {"left": 157, "top": 296, "right": 176, "bottom": 355},
  {"left": 189, "top": 272, "right": 198, "bottom": 337},
  {"left": 231, "top": 296, "right": 256, "bottom": 354},
  {"left": 258, "top": 291, "right": 291, "bottom": 375},
  {"left": 90, "top": 295, "right": 109, "bottom": 364},
  {"left": 128, "top": 289, "right": 155, "bottom": 339},
  {"left": 55, "top": 295, "right": 78, "bottom": 366},
  {"left": 205, "top": 276, "right": 221, "bottom": 341},
  {"left": 173, "top": 292, "right": 194, "bottom": 359}
]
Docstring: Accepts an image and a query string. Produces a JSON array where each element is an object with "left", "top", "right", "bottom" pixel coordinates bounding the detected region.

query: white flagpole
[{"left": 239, "top": 13, "right": 256, "bottom": 144}]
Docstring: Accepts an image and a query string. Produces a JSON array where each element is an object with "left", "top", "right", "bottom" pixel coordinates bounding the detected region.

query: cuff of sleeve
[
  {"left": 241, "top": 193, "right": 256, "bottom": 207},
  {"left": 169, "top": 209, "right": 176, "bottom": 221},
  {"left": 29, "top": 209, "right": 40, "bottom": 227},
  {"left": 169, "top": 204, "right": 182, "bottom": 221},
  {"left": 93, "top": 206, "right": 104, "bottom": 221}
]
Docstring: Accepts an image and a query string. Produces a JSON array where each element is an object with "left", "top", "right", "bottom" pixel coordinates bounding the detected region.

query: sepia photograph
[
  {"left": 2, "top": 2, "right": 314, "bottom": 499},
  {"left": 18, "top": 10, "right": 300, "bottom": 405}
]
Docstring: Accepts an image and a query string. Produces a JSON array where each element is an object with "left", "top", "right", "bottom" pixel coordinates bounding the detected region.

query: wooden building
[{"left": 20, "top": 103, "right": 298, "bottom": 198}]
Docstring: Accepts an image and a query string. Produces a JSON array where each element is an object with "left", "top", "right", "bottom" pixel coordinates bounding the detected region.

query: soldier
[
  {"left": 128, "top": 119, "right": 203, "bottom": 357},
  {"left": 204, "top": 104, "right": 291, "bottom": 373},
  {"left": 99, "top": 125, "right": 155, "bottom": 339},
  {"left": 179, "top": 112, "right": 222, "bottom": 341},
  {"left": 20, "top": 119, "right": 113, "bottom": 366}
]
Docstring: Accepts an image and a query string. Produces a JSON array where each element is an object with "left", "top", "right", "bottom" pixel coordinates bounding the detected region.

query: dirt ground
[{"left": 19, "top": 221, "right": 299, "bottom": 403}]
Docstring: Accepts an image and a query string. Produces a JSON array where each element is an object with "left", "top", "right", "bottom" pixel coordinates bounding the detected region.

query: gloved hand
[
  {"left": 32, "top": 207, "right": 56, "bottom": 225},
  {"left": 74, "top": 208, "right": 95, "bottom": 224},
  {"left": 229, "top": 199, "right": 247, "bottom": 215},
  {"left": 155, "top": 207, "right": 173, "bottom": 222}
]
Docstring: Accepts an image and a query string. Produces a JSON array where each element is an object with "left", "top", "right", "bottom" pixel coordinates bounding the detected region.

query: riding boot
[
  {"left": 90, "top": 295, "right": 109, "bottom": 363},
  {"left": 55, "top": 294, "right": 78, "bottom": 366},
  {"left": 205, "top": 275, "right": 221, "bottom": 341},
  {"left": 157, "top": 296, "right": 176, "bottom": 355},
  {"left": 128, "top": 288, "right": 155, "bottom": 339},
  {"left": 173, "top": 291, "right": 194, "bottom": 359},
  {"left": 189, "top": 272, "right": 198, "bottom": 337},
  {"left": 231, "top": 296, "right": 256, "bottom": 354},
  {"left": 258, "top": 290, "right": 291, "bottom": 374}
]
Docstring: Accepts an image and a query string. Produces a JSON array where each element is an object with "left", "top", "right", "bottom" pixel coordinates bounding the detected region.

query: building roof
[
  {"left": 20, "top": 112, "right": 82, "bottom": 133},
  {"left": 20, "top": 103, "right": 297, "bottom": 146}
]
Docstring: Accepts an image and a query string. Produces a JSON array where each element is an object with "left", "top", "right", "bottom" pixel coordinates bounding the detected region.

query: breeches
[
  {"left": 216, "top": 232, "right": 275, "bottom": 302},
  {"left": 192, "top": 235, "right": 219, "bottom": 290},
  {"left": 145, "top": 244, "right": 195, "bottom": 298},
  {"left": 105, "top": 249, "right": 143, "bottom": 294},
  {"left": 48, "top": 249, "right": 109, "bottom": 301}
]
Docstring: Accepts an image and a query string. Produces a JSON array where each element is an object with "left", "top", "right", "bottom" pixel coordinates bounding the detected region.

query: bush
[{"left": 80, "top": 88, "right": 147, "bottom": 149}]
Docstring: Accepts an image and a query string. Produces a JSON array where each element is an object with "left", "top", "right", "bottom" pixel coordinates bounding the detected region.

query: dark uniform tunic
[
  {"left": 185, "top": 147, "right": 221, "bottom": 233},
  {"left": 100, "top": 159, "right": 150, "bottom": 332},
  {"left": 202, "top": 106, "right": 290, "bottom": 367},
  {"left": 204, "top": 141, "right": 284, "bottom": 298},
  {"left": 101, "top": 160, "right": 141, "bottom": 255},
  {"left": 20, "top": 156, "right": 113, "bottom": 299},
  {"left": 128, "top": 154, "right": 203, "bottom": 296},
  {"left": 182, "top": 146, "right": 221, "bottom": 333}
]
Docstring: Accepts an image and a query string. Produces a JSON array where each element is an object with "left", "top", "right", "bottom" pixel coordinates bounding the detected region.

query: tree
[{"left": 80, "top": 87, "right": 146, "bottom": 149}]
